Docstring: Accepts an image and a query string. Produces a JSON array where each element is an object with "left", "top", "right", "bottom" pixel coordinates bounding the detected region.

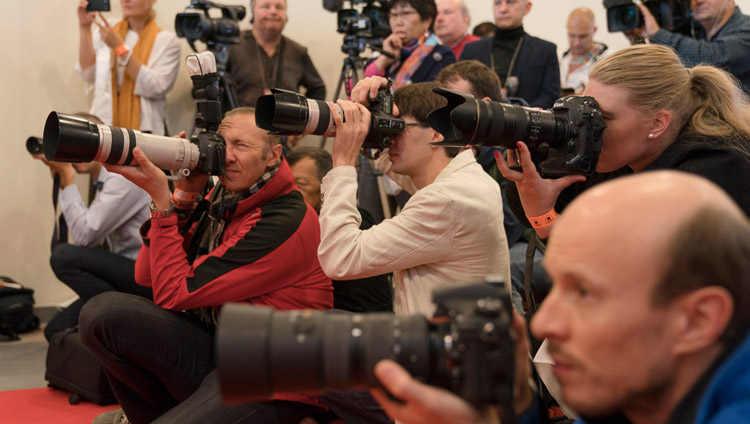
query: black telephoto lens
[
  {"left": 26, "top": 136, "right": 44, "bottom": 155},
  {"left": 427, "top": 87, "right": 568, "bottom": 149},
  {"left": 217, "top": 306, "right": 440, "bottom": 405}
]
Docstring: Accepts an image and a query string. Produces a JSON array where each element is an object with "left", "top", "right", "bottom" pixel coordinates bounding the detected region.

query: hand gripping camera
[
  {"left": 427, "top": 88, "right": 606, "bottom": 178},
  {"left": 255, "top": 80, "right": 405, "bottom": 152},
  {"left": 217, "top": 280, "right": 516, "bottom": 421}
]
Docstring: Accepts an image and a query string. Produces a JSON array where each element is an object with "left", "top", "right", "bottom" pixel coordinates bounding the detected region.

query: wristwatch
[{"left": 149, "top": 200, "right": 175, "bottom": 219}]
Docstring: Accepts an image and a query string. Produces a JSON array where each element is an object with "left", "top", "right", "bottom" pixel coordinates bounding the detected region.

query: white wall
[{"left": 3, "top": 0, "right": 748, "bottom": 306}]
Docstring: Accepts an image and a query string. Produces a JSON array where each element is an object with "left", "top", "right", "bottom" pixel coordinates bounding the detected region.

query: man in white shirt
[
  {"left": 36, "top": 157, "right": 150, "bottom": 340},
  {"left": 559, "top": 8, "right": 611, "bottom": 95},
  {"left": 318, "top": 80, "right": 510, "bottom": 317}
]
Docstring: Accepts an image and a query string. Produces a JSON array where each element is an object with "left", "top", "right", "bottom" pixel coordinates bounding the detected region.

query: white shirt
[
  {"left": 560, "top": 43, "right": 612, "bottom": 94},
  {"left": 59, "top": 167, "right": 150, "bottom": 260},
  {"left": 76, "top": 22, "right": 182, "bottom": 135},
  {"left": 318, "top": 150, "right": 511, "bottom": 316}
]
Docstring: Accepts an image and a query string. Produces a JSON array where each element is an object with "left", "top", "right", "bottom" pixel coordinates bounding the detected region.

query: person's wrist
[
  {"left": 114, "top": 43, "right": 128, "bottom": 57},
  {"left": 172, "top": 188, "right": 200, "bottom": 209},
  {"left": 527, "top": 208, "right": 558, "bottom": 230}
]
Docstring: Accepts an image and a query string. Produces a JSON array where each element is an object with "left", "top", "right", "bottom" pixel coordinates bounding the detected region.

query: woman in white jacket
[{"left": 77, "top": 0, "right": 181, "bottom": 135}]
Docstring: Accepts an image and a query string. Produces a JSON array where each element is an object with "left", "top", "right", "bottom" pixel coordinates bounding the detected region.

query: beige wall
[{"left": 3, "top": 0, "right": 747, "bottom": 306}]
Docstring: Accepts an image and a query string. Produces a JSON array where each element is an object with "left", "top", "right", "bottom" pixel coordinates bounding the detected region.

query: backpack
[
  {"left": 45, "top": 326, "right": 117, "bottom": 405},
  {"left": 0, "top": 276, "right": 40, "bottom": 341}
]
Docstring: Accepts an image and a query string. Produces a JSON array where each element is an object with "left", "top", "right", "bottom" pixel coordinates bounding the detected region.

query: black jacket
[{"left": 460, "top": 34, "right": 560, "bottom": 109}]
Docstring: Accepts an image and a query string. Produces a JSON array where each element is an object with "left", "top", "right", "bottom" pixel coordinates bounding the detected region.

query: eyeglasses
[
  {"left": 404, "top": 123, "right": 430, "bottom": 129},
  {"left": 389, "top": 10, "right": 419, "bottom": 21}
]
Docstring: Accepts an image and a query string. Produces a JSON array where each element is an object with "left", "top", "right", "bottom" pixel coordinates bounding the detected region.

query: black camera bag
[
  {"left": 0, "top": 276, "right": 40, "bottom": 341},
  {"left": 45, "top": 326, "right": 117, "bottom": 405}
]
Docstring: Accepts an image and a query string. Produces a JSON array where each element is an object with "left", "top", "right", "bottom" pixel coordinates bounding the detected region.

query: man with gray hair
[{"left": 434, "top": 0, "right": 480, "bottom": 59}]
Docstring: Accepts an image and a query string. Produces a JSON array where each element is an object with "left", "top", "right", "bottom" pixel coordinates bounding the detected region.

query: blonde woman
[{"left": 499, "top": 43, "right": 750, "bottom": 239}]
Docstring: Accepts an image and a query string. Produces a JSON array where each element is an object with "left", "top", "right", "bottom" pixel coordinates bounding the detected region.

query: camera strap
[
  {"left": 51, "top": 174, "right": 68, "bottom": 252},
  {"left": 254, "top": 36, "right": 285, "bottom": 93},
  {"left": 490, "top": 35, "right": 524, "bottom": 91}
]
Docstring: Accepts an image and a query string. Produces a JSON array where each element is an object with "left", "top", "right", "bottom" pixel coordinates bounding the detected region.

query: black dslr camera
[
  {"left": 603, "top": 0, "right": 692, "bottom": 33},
  {"left": 428, "top": 88, "right": 605, "bottom": 178},
  {"left": 217, "top": 280, "right": 516, "bottom": 421},
  {"left": 256, "top": 81, "right": 405, "bottom": 152}
]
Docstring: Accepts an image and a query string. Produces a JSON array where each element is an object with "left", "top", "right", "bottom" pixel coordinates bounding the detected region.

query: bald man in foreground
[
  {"left": 559, "top": 7, "right": 611, "bottom": 94},
  {"left": 371, "top": 171, "right": 750, "bottom": 424}
]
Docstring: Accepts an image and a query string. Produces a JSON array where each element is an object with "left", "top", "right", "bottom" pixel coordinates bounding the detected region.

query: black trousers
[
  {"left": 80, "top": 293, "right": 393, "bottom": 424},
  {"left": 45, "top": 244, "right": 152, "bottom": 340}
]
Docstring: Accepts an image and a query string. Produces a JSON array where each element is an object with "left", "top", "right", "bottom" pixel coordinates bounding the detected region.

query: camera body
[
  {"left": 256, "top": 83, "right": 405, "bottom": 151},
  {"left": 604, "top": 0, "right": 692, "bottom": 33},
  {"left": 217, "top": 279, "right": 515, "bottom": 412},
  {"left": 175, "top": 0, "right": 246, "bottom": 54},
  {"left": 428, "top": 88, "right": 605, "bottom": 178}
]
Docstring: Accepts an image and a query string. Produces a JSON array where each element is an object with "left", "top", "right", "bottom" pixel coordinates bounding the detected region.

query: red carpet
[{"left": 0, "top": 387, "right": 119, "bottom": 424}]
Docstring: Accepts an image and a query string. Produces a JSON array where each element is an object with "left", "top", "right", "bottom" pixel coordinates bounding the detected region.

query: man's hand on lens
[
  {"left": 106, "top": 147, "right": 172, "bottom": 209},
  {"left": 635, "top": 3, "right": 660, "bottom": 38},
  {"left": 34, "top": 155, "right": 77, "bottom": 186},
  {"left": 329, "top": 100, "right": 371, "bottom": 168}
]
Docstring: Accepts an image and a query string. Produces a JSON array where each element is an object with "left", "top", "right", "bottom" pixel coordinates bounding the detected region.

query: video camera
[
  {"left": 176, "top": 0, "right": 245, "bottom": 51},
  {"left": 42, "top": 53, "right": 227, "bottom": 178},
  {"left": 255, "top": 80, "right": 404, "bottom": 152},
  {"left": 324, "top": 0, "right": 391, "bottom": 55},
  {"left": 217, "top": 279, "right": 516, "bottom": 421},
  {"left": 604, "top": 0, "right": 692, "bottom": 33},
  {"left": 428, "top": 88, "right": 605, "bottom": 178}
]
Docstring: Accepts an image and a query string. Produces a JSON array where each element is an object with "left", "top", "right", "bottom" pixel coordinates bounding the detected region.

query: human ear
[
  {"left": 670, "top": 286, "right": 733, "bottom": 356},
  {"left": 648, "top": 109, "right": 672, "bottom": 140}
]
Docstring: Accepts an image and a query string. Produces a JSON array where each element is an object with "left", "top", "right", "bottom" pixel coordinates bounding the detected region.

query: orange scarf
[{"left": 111, "top": 17, "right": 160, "bottom": 130}]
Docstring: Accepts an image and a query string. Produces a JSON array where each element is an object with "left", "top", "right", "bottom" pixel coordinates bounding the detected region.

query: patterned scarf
[
  {"left": 185, "top": 160, "right": 281, "bottom": 263},
  {"left": 111, "top": 16, "right": 160, "bottom": 130},
  {"left": 390, "top": 33, "right": 439, "bottom": 89}
]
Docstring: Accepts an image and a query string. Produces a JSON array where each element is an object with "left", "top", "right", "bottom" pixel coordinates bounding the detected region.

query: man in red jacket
[{"left": 79, "top": 107, "right": 333, "bottom": 424}]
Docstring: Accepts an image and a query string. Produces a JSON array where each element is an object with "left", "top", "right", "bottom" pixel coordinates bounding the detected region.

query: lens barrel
[
  {"left": 427, "top": 87, "right": 568, "bottom": 149},
  {"left": 217, "top": 305, "right": 438, "bottom": 405},
  {"left": 26, "top": 136, "right": 44, "bottom": 155},
  {"left": 43, "top": 111, "right": 201, "bottom": 171},
  {"left": 256, "top": 89, "right": 339, "bottom": 137}
]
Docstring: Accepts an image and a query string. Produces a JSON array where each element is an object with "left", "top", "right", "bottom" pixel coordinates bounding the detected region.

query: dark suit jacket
[{"left": 460, "top": 34, "right": 561, "bottom": 109}]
